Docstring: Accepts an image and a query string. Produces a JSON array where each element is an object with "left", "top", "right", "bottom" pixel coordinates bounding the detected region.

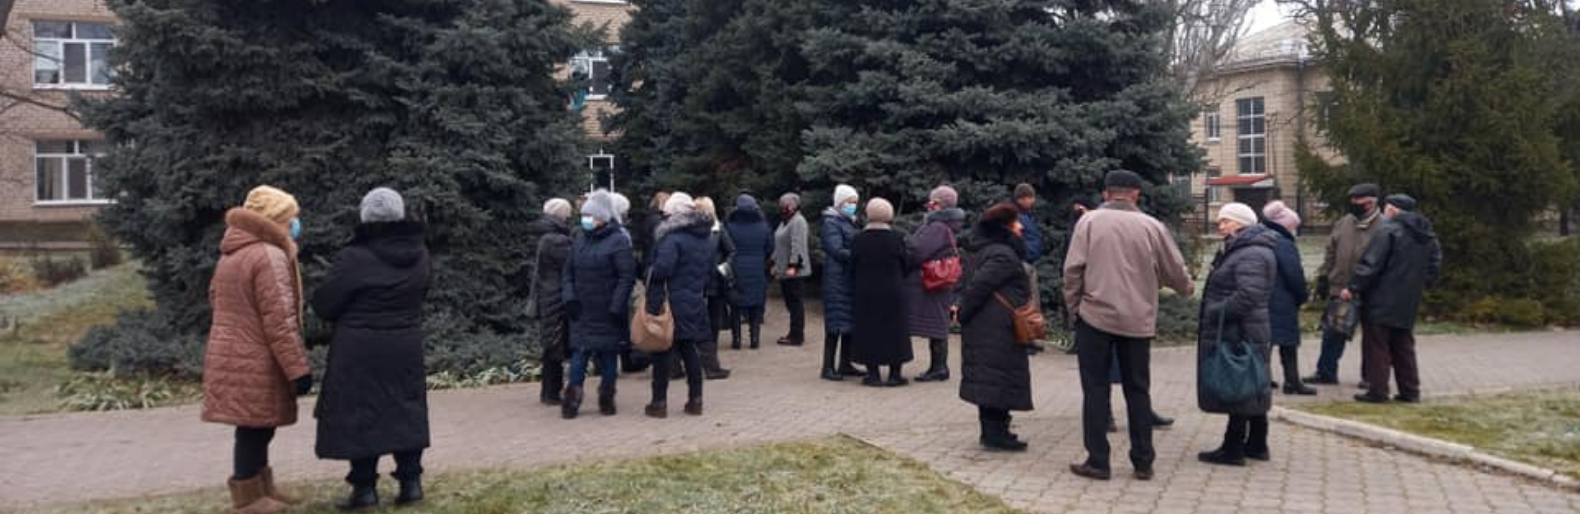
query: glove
[
  {"left": 294, "top": 375, "right": 314, "bottom": 396},
  {"left": 566, "top": 300, "right": 582, "bottom": 321},
  {"left": 1315, "top": 276, "right": 1331, "bottom": 300}
]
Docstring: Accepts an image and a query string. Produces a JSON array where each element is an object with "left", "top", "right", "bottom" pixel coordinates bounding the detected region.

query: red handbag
[{"left": 921, "top": 235, "right": 962, "bottom": 292}]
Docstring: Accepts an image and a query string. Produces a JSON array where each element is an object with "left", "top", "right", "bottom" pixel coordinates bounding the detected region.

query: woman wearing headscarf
[
  {"left": 957, "top": 202, "right": 1034, "bottom": 451},
  {"left": 644, "top": 193, "right": 714, "bottom": 417},
  {"left": 531, "top": 198, "right": 575, "bottom": 404},
  {"left": 908, "top": 185, "right": 967, "bottom": 382},
  {"left": 1262, "top": 201, "right": 1313, "bottom": 395},
  {"left": 819, "top": 184, "right": 864, "bottom": 381},
  {"left": 202, "top": 185, "right": 312, "bottom": 514},
  {"left": 850, "top": 198, "right": 918, "bottom": 386},
  {"left": 771, "top": 192, "right": 812, "bottom": 346},
  {"left": 694, "top": 197, "right": 735, "bottom": 380},
  {"left": 311, "top": 188, "right": 432, "bottom": 510},
  {"left": 1197, "top": 202, "right": 1278, "bottom": 466},
  {"left": 727, "top": 194, "right": 773, "bottom": 349},
  {"left": 561, "top": 190, "right": 637, "bottom": 419}
]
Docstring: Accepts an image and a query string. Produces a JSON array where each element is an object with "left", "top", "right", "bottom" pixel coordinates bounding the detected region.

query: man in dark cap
[
  {"left": 1306, "top": 183, "right": 1384, "bottom": 387},
  {"left": 1342, "top": 194, "right": 1441, "bottom": 403},
  {"left": 1063, "top": 169, "right": 1194, "bottom": 481}
]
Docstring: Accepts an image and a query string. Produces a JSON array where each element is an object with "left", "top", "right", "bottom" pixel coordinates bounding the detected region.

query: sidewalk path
[{"left": 2, "top": 308, "right": 1576, "bottom": 513}]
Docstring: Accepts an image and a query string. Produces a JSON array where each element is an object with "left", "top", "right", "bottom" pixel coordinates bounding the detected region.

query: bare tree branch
[{"left": 1162, "top": 0, "right": 1261, "bottom": 104}]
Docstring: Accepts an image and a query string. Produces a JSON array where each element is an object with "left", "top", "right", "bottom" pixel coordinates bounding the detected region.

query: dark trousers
[
  {"left": 233, "top": 426, "right": 276, "bottom": 480},
  {"left": 1222, "top": 415, "right": 1270, "bottom": 456},
  {"left": 1361, "top": 321, "right": 1420, "bottom": 399},
  {"left": 347, "top": 449, "right": 424, "bottom": 487},
  {"left": 570, "top": 349, "right": 619, "bottom": 389},
  {"left": 732, "top": 306, "right": 764, "bottom": 346},
  {"left": 703, "top": 296, "right": 728, "bottom": 371},
  {"left": 1313, "top": 323, "right": 1368, "bottom": 382},
  {"left": 1277, "top": 345, "right": 1301, "bottom": 386},
  {"left": 780, "top": 280, "right": 805, "bottom": 340},
  {"left": 652, "top": 339, "right": 704, "bottom": 404},
  {"left": 1075, "top": 321, "right": 1154, "bottom": 469}
]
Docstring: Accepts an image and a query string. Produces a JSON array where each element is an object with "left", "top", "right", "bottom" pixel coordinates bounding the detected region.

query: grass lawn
[
  {"left": 0, "top": 262, "right": 169, "bottom": 415},
  {"left": 20, "top": 436, "right": 1026, "bottom": 514},
  {"left": 1297, "top": 388, "right": 1580, "bottom": 478}
]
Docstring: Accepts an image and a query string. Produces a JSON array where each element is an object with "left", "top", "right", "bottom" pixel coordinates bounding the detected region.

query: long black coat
[
  {"left": 1197, "top": 224, "right": 1277, "bottom": 416},
  {"left": 850, "top": 226, "right": 917, "bottom": 366},
  {"left": 705, "top": 221, "right": 736, "bottom": 299},
  {"left": 726, "top": 206, "right": 773, "bottom": 309},
  {"left": 1264, "top": 222, "right": 1308, "bottom": 346},
  {"left": 957, "top": 222, "right": 1033, "bottom": 411},
  {"left": 1349, "top": 212, "right": 1442, "bottom": 330},
  {"left": 311, "top": 221, "right": 431, "bottom": 460},
  {"left": 564, "top": 222, "right": 637, "bottom": 353},
  {"left": 532, "top": 216, "right": 573, "bottom": 361},
  {"left": 819, "top": 208, "right": 859, "bottom": 333},
  {"left": 648, "top": 211, "right": 716, "bottom": 342}
]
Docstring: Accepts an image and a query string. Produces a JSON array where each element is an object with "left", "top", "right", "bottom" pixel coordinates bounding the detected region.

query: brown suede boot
[
  {"left": 259, "top": 466, "right": 299, "bottom": 505},
  {"left": 228, "top": 475, "right": 288, "bottom": 514}
]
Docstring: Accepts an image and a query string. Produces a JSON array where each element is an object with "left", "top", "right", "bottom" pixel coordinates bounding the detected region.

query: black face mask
[{"left": 1348, "top": 202, "right": 1370, "bottom": 217}]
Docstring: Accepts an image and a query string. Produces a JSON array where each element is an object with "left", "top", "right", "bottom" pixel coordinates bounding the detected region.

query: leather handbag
[
  {"left": 630, "top": 271, "right": 674, "bottom": 353},
  {"left": 1199, "top": 309, "right": 1268, "bottom": 405},
  {"left": 994, "top": 292, "right": 1046, "bottom": 346},
  {"left": 921, "top": 232, "right": 962, "bottom": 292}
]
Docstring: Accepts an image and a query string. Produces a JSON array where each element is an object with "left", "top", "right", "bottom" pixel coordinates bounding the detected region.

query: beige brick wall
[
  {"left": 551, "top": 0, "right": 633, "bottom": 44},
  {"left": 1188, "top": 63, "right": 1337, "bottom": 221},
  {"left": 0, "top": 0, "right": 115, "bottom": 222}
]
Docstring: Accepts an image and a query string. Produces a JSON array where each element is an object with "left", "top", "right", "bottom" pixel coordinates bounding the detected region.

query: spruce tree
[
  {"left": 74, "top": 0, "right": 593, "bottom": 376},
  {"left": 1294, "top": 0, "right": 1580, "bottom": 318}
]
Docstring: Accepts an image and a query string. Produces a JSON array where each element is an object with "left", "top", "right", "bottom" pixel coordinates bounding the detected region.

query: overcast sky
[{"left": 1246, "top": 0, "right": 1293, "bottom": 35}]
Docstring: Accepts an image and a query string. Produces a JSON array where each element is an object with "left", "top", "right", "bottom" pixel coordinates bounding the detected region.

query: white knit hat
[
  {"left": 610, "top": 192, "right": 631, "bottom": 224},
  {"left": 582, "top": 190, "right": 617, "bottom": 223},
  {"left": 663, "top": 192, "right": 696, "bottom": 217},
  {"left": 1218, "top": 202, "right": 1258, "bottom": 227},
  {"left": 543, "top": 198, "right": 572, "bottom": 220},
  {"left": 833, "top": 184, "right": 859, "bottom": 207}
]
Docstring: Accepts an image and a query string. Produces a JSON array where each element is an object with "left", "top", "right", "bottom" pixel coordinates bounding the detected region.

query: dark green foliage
[
  {"left": 30, "top": 255, "right": 87, "bottom": 287},
  {"left": 611, "top": 0, "right": 1205, "bottom": 326},
  {"left": 1296, "top": 0, "right": 1580, "bottom": 320},
  {"left": 70, "top": 309, "right": 204, "bottom": 378},
  {"left": 73, "top": 0, "right": 593, "bottom": 377},
  {"left": 86, "top": 223, "right": 122, "bottom": 270}
]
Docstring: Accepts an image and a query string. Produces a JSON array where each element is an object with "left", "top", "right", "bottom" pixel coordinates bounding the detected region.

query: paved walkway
[{"left": 2, "top": 307, "right": 1577, "bottom": 513}]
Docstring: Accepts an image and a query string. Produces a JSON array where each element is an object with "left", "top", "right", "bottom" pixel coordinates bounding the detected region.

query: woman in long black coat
[
  {"left": 312, "top": 188, "right": 431, "bottom": 509},
  {"left": 726, "top": 195, "right": 773, "bottom": 349},
  {"left": 850, "top": 198, "right": 918, "bottom": 387},
  {"left": 530, "top": 200, "right": 574, "bottom": 405},
  {"left": 1197, "top": 203, "right": 1278, "bottom": 466},
  {"left": 957, "top": 203, "right": 1034, "bottom": 452}
]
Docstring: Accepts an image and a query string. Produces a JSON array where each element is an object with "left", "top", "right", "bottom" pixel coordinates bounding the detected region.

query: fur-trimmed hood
[{"left": 656, "top": 210, "right": 712, "bottom": 241}]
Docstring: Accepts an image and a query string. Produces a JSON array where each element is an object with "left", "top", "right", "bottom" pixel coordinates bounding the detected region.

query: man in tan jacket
[
  {"left": 1305, "top": 183, "right": 1382, "bottom": 386},
  {"left": 1063, "top": 170, "right": 1194, "bottom": 481}
]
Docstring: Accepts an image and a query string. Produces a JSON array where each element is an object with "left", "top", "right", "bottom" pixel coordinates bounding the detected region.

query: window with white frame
[
  {"left": 35, "top": 140, "right": 107, "bottom": 203},
  {"left": 33, "top": 21, "right": 116, "bottom": 88},
  {"left": 1206, "top": 166, "right": 1222, "bottom": 203},
  {"left": 1204, "top": 105, "right": 1221, "bottom": 141},
  {"left": 570, "top": 48, "right": 613, "bottom": 99},
  {"left": 1236, "top": 97, "right": 1266, "bottom": 175}
]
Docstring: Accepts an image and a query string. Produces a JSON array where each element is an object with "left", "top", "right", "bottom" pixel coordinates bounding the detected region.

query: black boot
[
  {"left": 979, "top": 416, "right": 1028, "bottom": 452},
  {"left": 395, "top": 478, "right": 423, "bottom": 506},
  {"left": 598, "top": 383, "right": 617, "bottom": 416},
  {"left": 337, "top": 484, "right": 378, "bottom": 511},
  {"left": 885, "top": 365, "right": 909, "bottom": 387},
  {"left": 914, "top": 338, "right": 950, "bottom": 382},
  {"left": 540, "top": 361, "right": 564, "bottom": 406},
  {"left": 1244, "top": 416, "right": 1271, "bottom": 461},
  {"left": 561, "top": 385, "right": 582, "bottom": 419},
  {"left": 1281, "top": 348, "right": 1317, "bottom": 395},
  {"left": 1198, "top": 418, "right": 1248, "bottom": 466},
  {"left": 731, "top": 322, "right": 743, "bottom": 350},
  {"left": 749, "top": 322, "right": 762, "bottom": 350},
  {"left": 820, "top": 333, "right": 842, "bottom": 381},
  {"left": 861, "top": 367, "right": 885, "bottom": 387},
  {"left": 837, "top": 338, "right": 864, "bottom": 376}
]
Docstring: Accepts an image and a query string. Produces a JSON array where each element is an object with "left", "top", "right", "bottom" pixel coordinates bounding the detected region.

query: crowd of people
[{"left": 198, "top": 171, "right": 1442, "bottom": 512}]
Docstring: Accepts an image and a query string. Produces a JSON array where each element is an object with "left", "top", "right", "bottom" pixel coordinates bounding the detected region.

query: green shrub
[
  {"left": 69, "top": 309, "right": 205, "bottom": 378},
  {"left": 55, "top": 373, "right": 201, "bottom": 411},
  {"left": 85, "top": 223, "right": 123, "bottom": 270},
  {"left": 30, "top": 255, "right": 87, "bottom": 287},
  {"left": 1495, "top": 298, "right": 1548, "bottom": 328},
  {"left": 1156, "top": 293, "right": 1200, "bottom": 343},
  {"left": 1527, "top": 238, "right": 1580, "bottom": 325}
]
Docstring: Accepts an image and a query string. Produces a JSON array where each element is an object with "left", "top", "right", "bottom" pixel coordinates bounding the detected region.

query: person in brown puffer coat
[{"left": 202, "top": 185, "right": 313, "bottom": 514}]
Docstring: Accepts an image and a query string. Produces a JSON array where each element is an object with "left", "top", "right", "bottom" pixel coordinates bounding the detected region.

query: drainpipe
[{"left": 1294, "top": 57, "right": 1307, "bottom": 220}]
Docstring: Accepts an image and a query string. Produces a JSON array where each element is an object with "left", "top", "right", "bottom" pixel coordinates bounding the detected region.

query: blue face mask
[
  {"left": 289, "top": 218, "right": 302, "bottom": 240},
  {"left": 581, "top": 216, "right": 598, "bottom": 232},
  {"left": 841, "top": 203, "right": 858, "bottom": 218}
]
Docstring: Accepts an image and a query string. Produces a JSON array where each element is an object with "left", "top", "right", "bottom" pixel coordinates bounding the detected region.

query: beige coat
[
  {"left": 1062, "top": 202, "right": 1193, "bottom": 339},
  {"left": 1318, "top": 209, "right": 1382, "bottom": 298},
  {"left": 201, "top": 208, "right": 311, "bottom": 428}
]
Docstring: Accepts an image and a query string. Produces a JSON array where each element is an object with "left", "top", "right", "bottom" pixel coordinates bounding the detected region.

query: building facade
[
  {"left": 0, "top": 0, "right": 634, "bottom": 232},
  {"left": 1187, "top": 21, "right": 1339, "bottom": 228}
]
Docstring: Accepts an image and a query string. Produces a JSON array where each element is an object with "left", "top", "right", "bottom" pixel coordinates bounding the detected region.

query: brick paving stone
[{"left": 0, "top": 309, "right": 1576, "bottom": 512}]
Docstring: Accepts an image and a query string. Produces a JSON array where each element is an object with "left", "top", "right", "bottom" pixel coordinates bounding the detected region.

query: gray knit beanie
[{"left": 360, "top": 187, "right": 405, "bottom": 223}]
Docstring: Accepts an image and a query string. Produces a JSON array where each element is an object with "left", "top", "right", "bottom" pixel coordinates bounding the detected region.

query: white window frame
[
  {"left": 571, "top": 49, "right": 613, "bottom": 100},
  {"left": 1236, "top": 97, "right": 1266, "bottom": 175},
  {"left": 34, "top": 140, "right": 110, "bottom": 206},
  {"left": 588, "top": 151, "right": 616, "bottom": 192},
  {"left": 1204, "top": 106, "right": 1221, "bottom": 142},
  {"left": 32, "top": 20, "right": 117, "bottom": 90}
]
